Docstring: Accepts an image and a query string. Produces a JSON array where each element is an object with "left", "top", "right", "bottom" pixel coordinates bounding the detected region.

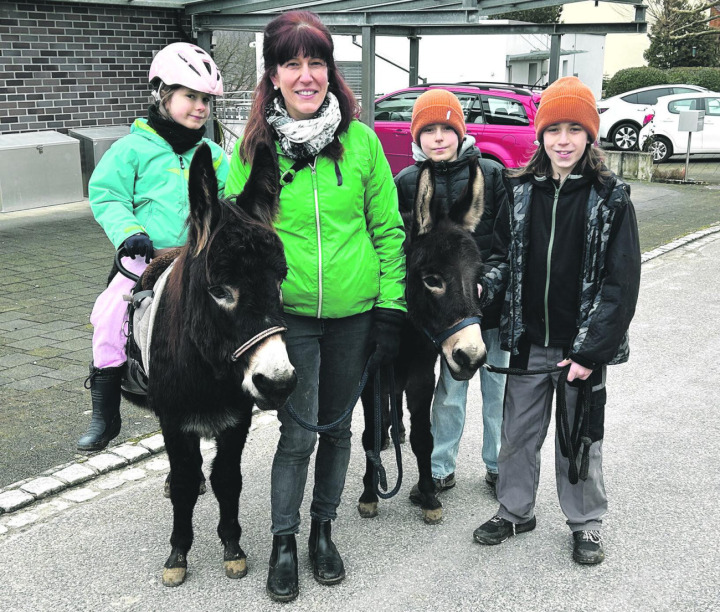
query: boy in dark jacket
[
  {"left": 473, "top": 77, "right": 641, "bottom": 565},
  {"left": 395, "top": 89, "right": 510, "bottom": 497}
]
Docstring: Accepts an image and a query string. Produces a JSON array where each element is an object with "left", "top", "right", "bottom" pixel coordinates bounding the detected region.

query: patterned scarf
[{"left": 266, "top": 92, "right": 342, "bottom": 160}]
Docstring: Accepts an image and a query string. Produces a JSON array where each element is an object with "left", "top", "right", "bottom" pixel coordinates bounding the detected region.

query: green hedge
[{"left": 605, "top": 66, "right": 720, "bottom": 98}]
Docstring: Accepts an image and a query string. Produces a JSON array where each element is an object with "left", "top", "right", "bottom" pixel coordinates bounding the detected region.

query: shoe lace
[
  {"left": 489, "top": 515, "right": 504, "bottom": 524},
  {"left": 580, "top": 530, "right": 602, "bottom": 543}
]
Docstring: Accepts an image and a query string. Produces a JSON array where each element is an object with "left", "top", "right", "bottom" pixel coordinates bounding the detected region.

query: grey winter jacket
[{"left": 481, "top": 171, "right": 641, "bottom": 369}]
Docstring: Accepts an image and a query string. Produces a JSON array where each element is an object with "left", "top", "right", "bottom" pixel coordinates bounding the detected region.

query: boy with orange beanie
[
  {"left": 395, "top": 88, "right": 511, "bottom": 504},
  {"left": 473, "top": 77, "right": 641, "bottom": 565}
]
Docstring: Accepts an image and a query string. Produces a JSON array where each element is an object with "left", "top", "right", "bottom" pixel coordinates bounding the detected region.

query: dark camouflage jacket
[{"left": 481, "top": 171, "right": 641, "bottom": 369}]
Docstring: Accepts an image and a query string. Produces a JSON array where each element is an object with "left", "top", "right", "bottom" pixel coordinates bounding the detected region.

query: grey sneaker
[
  {"left": 434, "top": 472, "right": 456, "bottom": 492},
  {"left": 473, "top": 514, "right": 536, "bottom": 545},
  {"left": 572, "top": 530, "right": 605, "bottom": 565}
]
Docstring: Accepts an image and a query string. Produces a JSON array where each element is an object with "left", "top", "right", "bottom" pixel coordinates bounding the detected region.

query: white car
[
  {"left": 638, "top": 91, "right": 720, "bottom": 162},
  {"left": 598, "top": 84, "right": 709, "bottom": 151}
]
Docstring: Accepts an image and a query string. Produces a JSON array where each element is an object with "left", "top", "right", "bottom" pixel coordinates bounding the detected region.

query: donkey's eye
[
  {"left": 209, "top": 285, "right": 231, "bottom": 300},
  {"left": 208, "top": 285, "right": 238, "bottom": 310},
  {"left": 422, "top": 275, "right": 443, "bottom": 289}
]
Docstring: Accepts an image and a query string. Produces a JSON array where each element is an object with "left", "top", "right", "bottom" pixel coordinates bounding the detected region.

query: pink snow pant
[{"left": 90, "top": 256, "right": 149, "bottom": 369}]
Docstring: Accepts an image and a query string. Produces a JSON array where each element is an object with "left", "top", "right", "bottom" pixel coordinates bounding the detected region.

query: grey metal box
[
  {"left": 69, "top": 126, "right": 130, "bottom": 196},
  {"left": 0, "top": 131, "right": 83, "bottom": 213}
]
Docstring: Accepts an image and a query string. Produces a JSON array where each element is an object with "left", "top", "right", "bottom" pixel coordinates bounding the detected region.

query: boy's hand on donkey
[
  {"left": 367, "top": 308, "right": 405, "bottom": 373},
  {"left": 123, "top": 233, "right": 154, "bottom": 264}
]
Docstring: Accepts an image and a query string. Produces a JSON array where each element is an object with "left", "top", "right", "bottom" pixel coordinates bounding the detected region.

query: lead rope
[
  {"left": 484, "top": 363, "right": 592, "bottom": 484},
  {"left": 367, "top": 366, "right": 403, "bottom": 499},
  {"left": 284, "top": 361, "right": 403, "bottom": 499},
  {"left": 284, "top": 363, "right": 369, "bottom": 433}
]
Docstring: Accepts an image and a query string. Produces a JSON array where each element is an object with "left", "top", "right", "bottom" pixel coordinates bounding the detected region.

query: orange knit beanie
[
  {"left": 410, "top": 89, "right": 467, "bottom": 143},
  {"left": 534, "top": 76, "right": 599, "bottom": 142}
]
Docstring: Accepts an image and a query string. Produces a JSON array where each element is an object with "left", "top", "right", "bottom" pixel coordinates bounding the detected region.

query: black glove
[
  {"left": 123, "top": 233, "right": 154, "bottom": 264},
  {"left": 366, "top": 308, "right": 405, "bottom": 373}
]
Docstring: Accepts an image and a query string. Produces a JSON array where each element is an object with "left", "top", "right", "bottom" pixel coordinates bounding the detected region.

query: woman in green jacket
[
  {"left": 78, "top": 43, "right": 229, "bottom": 452},
  {"left": 225, "top": 10, "right": 406, "bottom": 603}
]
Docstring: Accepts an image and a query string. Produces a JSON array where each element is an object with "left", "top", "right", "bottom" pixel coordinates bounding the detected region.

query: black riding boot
[
  {"left": 267, "top": 534, "right": 299, "bottom": 602},
  {"left": 77, "top": 364, "right": 123, "bottom": 452},
  {"left": 308, "top": 519, "right": 346, "bottom": 585}
]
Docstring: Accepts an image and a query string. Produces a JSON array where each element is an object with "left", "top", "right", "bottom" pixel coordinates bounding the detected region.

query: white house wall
[{"left": 562, "top": 1, "right": 648, "bottom": 76}]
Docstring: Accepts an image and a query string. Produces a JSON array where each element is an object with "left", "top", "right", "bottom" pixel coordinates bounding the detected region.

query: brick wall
[{"left": 0, "top": 1, "right": 192, "bottom": 135}]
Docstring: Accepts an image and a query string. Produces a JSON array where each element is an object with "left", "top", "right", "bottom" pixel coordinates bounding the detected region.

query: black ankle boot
[
  {"left": 308, "top": 519, "right": 345, "bottom": 585},
  {"left": 267, "top": 534, "right": 299, "bottom": 602},
  {"left": 77, "top": 364, "right": 123, "bottom": 452}
]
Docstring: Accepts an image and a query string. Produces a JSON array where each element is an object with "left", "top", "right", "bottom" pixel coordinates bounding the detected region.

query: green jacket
[
  {"left": 226, "top": 120, "right": 406, "bottom": 319},
  {"left": 89, "top": 118, "right": 229, "bottom": 250}
]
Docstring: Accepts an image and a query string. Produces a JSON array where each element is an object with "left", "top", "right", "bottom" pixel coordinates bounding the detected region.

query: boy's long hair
[
  {"left": 510, "top": 139, "right": 613, "bottom": 184},
  {"left": 239, "top": 10, "right": 360, "bottom": 164}
]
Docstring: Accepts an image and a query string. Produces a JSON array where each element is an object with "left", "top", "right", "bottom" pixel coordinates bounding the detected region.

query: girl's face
[
  {"left": 271, "top": 56, "right": 329, "bottom": 120},
  {"left": 419, "top": 124, "right": 459, "bottom": 163},
  {"left": 542, "top": 122, "right": 589, "bottom": 181},
  {"left": 164, "top": 87, "right": 212, "bottom": 129}
]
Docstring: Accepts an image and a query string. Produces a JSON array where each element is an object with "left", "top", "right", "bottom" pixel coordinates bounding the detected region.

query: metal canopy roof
[{"left": 46, "top": 0, "right": 648, "bottom": 125}]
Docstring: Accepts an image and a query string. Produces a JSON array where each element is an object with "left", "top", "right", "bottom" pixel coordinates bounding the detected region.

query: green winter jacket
[
  {"left": 89, "top": 118, "right": 229, "bottom": 250},
  {"left": 226, "top": 120, "right": 407, "bottom": 319}
]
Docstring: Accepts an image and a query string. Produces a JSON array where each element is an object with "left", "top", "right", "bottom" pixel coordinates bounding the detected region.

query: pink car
[{"left": 374, "top": 82, "right": 541, "bottom": 175}]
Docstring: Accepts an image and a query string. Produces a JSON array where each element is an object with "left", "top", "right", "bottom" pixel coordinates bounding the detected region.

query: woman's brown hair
[{"left": 239, "top": 10, "right": 360, "bottom": 164}]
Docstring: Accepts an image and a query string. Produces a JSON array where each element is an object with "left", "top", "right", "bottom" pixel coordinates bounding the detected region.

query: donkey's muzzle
[{"left": 253, "top": 370, "right": 297, "bottom": 411}]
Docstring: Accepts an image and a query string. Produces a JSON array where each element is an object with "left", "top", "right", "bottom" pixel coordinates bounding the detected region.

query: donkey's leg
[
  {"left": 162, "top": 426, "right": 203, "bottom": 587},
  {"left": 211, "top": 418, "right": 251, "bottom": 579},
  {"left": 406, "top": 362, "right": 442, "bottom": 524},
  {"left": 357, "top": 376, "right": 380, "bottom": 518}
]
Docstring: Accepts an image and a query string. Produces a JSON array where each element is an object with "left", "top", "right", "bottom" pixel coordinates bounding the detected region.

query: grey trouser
[{"left": 495, "top": 343, "right": 608, "bottom": 532}]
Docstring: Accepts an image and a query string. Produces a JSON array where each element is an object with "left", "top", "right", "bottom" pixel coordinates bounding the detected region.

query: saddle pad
[{"left": 134, "top": 260, "right": 175, "bottom": 375}]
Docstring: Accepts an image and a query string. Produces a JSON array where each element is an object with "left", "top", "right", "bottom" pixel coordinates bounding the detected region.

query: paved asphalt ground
[{"left": 0, "top": 161, "right": 719, "bottom": 610}]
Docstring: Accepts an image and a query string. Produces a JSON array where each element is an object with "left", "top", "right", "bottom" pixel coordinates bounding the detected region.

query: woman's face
[
  {"left": 163, "top": 87, "right": 211, "bottom": 129},
  {"left": 271, "top": 55, "right": 329, "bottom": 120}
]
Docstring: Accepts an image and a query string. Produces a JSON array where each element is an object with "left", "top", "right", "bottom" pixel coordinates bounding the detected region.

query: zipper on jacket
[
  {"left": 178, "top": 156, "right": 185, "bottom": 170},
  {"left": 543, "top": 182, "right": 562, "bottom": 346},
  {"left": 310, "top": 157, "right": 323, "bottom": 318}
]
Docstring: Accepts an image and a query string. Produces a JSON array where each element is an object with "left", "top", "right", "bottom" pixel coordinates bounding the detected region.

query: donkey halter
[
  {"left": 230, "top": 326, "right": 287, "bottom": 362},
  {"left": 423, "top": 315, "right": 483, "bottom": 350}
]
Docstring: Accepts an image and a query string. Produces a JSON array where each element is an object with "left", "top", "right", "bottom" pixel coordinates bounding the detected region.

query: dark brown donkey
[
  {"left": 359, "top": 159, "right": 487, "bottom": 524},
  {"left": 142, "top": 143, "right": 296, "bottom": 587}
]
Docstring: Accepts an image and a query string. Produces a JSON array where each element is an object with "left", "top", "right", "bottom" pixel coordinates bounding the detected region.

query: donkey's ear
[
  {"left": 236, "top": 143, "right": 279, "bottom": 225},
  {"left": 449, "top": 159, "right": 484, "bottom": 232},
  {"left": 412, "top": 160, "right": 436, "bottom": 238},
  {"left": 187, "top": 143, "right": 220, "bottom": 257}
]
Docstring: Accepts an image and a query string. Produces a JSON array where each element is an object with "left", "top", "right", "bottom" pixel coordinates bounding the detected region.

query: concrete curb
[
  {"left": 1, "top": 226, "right": 719, "bottom": 527},
  {"left": 0, "top": 410, "right": 279, "bottom": 535}
]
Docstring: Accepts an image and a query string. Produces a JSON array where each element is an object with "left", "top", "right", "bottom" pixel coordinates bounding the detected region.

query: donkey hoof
[
  {"left": 162, "top": 567, "right": 187, "bottom": 587},
  {"left": 224, "top": 558, "right": 248, "bottom": 579},
  {"left": 357, "top": 501, "right": 378, "bottom": 518},
  {"left": 422, "top": 507, "right": 443, "bottom": 525}
]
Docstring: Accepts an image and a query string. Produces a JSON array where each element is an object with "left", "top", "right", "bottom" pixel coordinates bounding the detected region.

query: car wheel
[
  {"left": 648, "top": 136, "right": 673, "bottom": 163},
  {"left": 611, "top": 123, "right": 639, "bottom": 151}
]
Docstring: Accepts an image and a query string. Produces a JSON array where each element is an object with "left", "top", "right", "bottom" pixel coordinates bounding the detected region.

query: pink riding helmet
[{"left": 149, "top": 42, "right": 224, "bottom": 96}]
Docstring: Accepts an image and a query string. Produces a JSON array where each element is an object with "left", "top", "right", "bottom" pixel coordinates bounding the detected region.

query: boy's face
[
  {"left": 419, "top": 123, "right": 460, "bottom": 163},
  {"left": 542, "top": 122, "right": 589, "bottom": 181}
]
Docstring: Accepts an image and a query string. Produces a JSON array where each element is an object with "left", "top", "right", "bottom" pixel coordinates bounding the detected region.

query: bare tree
[{"left": 212, "top": 31, "right": 258, "bottom": 92}]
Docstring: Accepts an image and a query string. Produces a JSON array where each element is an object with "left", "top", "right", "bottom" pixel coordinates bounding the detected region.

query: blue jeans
[
  {"left": 430, "top": 327, "right": 509, "bottom": 479},
  {"left": 270, "top": 311, "right": 372, "bottom": 535}
]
